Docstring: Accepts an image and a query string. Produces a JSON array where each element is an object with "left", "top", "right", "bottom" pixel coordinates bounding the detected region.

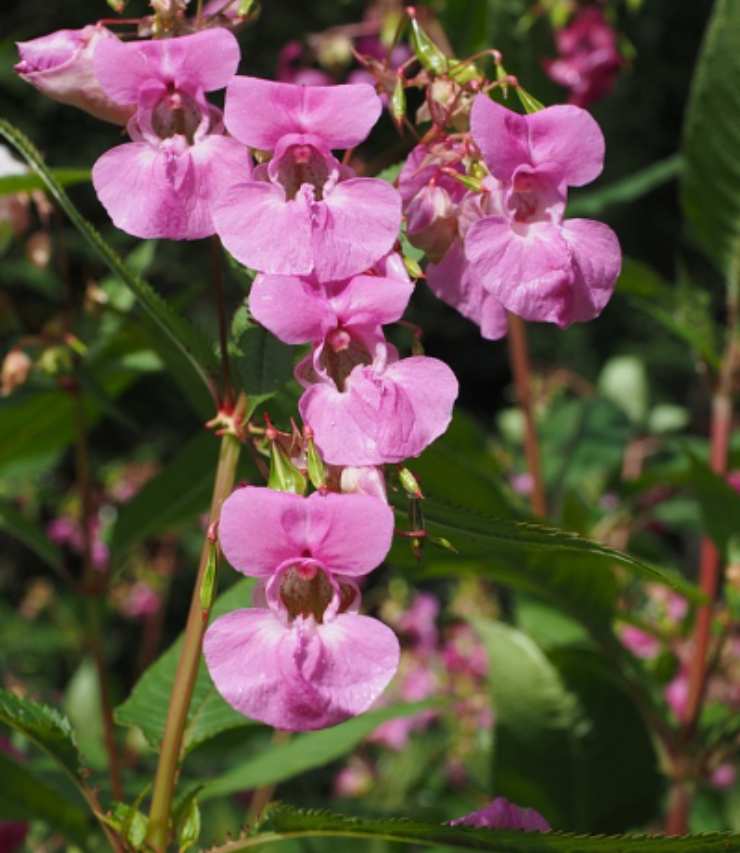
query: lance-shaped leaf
[
  {"left": 205, "top": 803, "right": 740, "bottom": 852},
  {"left": 0, "top": 503, "right": 63, "bottom": 573},
  {"left": 681, "top": 0, "right": 740, "bottom": 271},
  {"left": 0, "top": 119, "right": 218, "bottom": 399}
]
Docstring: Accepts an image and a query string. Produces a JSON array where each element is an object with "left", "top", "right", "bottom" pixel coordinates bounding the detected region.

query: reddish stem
[{"left": 506, "top": 314, "right": 547, "bottom": 517}]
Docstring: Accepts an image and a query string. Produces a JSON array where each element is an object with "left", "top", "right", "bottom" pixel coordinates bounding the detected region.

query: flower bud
[
  {"left": 15, "top": 26, "right": 135, "bottom": 125},
  {"left": 1, "top": 348, "right": 32, "bottom": 397},
  {"left": 405, "top": 183, "right": 459, "bottom": 262},
  {"left": 268, "top": 439, "right": 307, "bottom": 495}
]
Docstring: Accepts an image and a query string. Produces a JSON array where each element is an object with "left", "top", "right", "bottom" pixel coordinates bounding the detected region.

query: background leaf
[
  {"left": 681, "top": 0, "right": 740, "bottom": 270},
  {"left": 0, "top": 167, "right": 90, "bottom": 196},
  {"left": 0, "top": 502, "right": 63, "bottom": 573}
]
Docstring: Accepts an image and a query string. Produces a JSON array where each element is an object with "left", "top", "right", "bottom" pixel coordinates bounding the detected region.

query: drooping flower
[
  {"left": 212, "top": 76, "right": 401, "bottom": 279},
  {"left": 464, "top": 96, "right": 621, "bottom": 328},
  {"left": 449, "top": 797, "right": 550, "bottom": 832},
  {"left": 543, "top": 7, "right": 623, "bottom": 108},
  {"left": 619, "top": 624, "right": 661, "bottom": 660},
  {"left": 204, "top": 486, "right": 399, "bottom": 730},
  {"left": 15, "top": 26, "right": 134, "bottom": 125},
  {"left": 91, "top": 28, "right": 249, "bottom": 240}
]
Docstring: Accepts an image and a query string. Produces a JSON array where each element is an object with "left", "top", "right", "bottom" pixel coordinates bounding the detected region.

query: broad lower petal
[
  {"left": 383, "top": 357, "right": 459, "bottom": 459},
  {"left": 560, "top": 218, "right": 621, "bottom": 323},
  {"left": 470, "top": 95, "right": 531, "bottom": 182},
  {"left": 465, "top": 217, "right": 574, "bottom": 325},
  {"left": 249, "top": 274, "right": 331, "bottom": 343},
  {"left": 92, "top": 140, "right": 212, "bottom": 240},
  {"left": 313, "top": 178, "right": 401, "bottom": 281},
  {"left": 213, "top": 180, "right": 314, "bottom": 274},
  {"left": 225, "top": 76, "right": 382, "bottom": 150},
  {"left": 305, "top": 490, "right": 394, "bottom": 576},
  {"left": 219, "top": 486, "right": 311, "bottom": 576},
  {"left": 427, "top": 240, "right": 508, "bottom": 341},
  {"left": 528, "top": 104, "right": 604, "bottom": 186}
]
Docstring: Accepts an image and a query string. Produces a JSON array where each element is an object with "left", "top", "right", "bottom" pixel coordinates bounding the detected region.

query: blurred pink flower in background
[
  {"left": 543, "top": 7, "right": 623, "bottom": 107},
  {"left": 449, "top": 796, "right": 550, "bottom": 831}
]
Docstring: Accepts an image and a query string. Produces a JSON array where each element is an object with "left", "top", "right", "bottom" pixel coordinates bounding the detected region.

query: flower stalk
[
  {"left": 506, "top": 313, "right": 547, "bottom": 517},
  {"left": 146, "top": 401, "right": 245, "bottom": 851}
]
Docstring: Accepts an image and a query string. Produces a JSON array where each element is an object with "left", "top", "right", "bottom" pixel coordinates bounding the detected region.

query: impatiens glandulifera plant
[{"left": 0, "top": 1, "right": 739, "bottom": 852}]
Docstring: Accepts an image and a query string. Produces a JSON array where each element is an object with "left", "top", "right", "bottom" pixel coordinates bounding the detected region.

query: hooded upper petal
[
  {"left": 427, "top": 239, "right": 508, "bottom": 341},
  {"left": 465, "top": 216, "right": 574, "bottom": 325},
  {"left": 225, "top": 77, "right": 382, "bottom": 150},
  {"left": 250, "top": 275, "right": 331, "bottom": 343},
  {"left": 470, "top": 96, "right": 604, "bottom": 187},
  {"left": 203, "top": 609, "right": 400, "bottom": 730},
  {"left": 92, "top": 133, "right": 246, "bottom": 240},
  {"left": 218, "top": 486, "right": 393, "bottom": 577},
  {"left": 559, "top": 217, "right": 621, "bottom": 322},
  {"left": 312, "top": 178, "right": 402, "bottom": 281},
  {"left": 93, "top": 28, "right": 240, "bottom": 105},
  {"left": 330, "top": 272, "right": 413, "bottom": 330}
]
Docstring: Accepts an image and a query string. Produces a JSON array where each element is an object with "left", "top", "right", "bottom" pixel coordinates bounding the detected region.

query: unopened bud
[
  {"left": 1, "top": 348, "right": 32, "bottom": 397},
  {"left": 391, "top": 76, "right": 407, "bottom": 129},
  {"left": 268, "top": 439, "right": 307, "bottom": 495},
  {"left": 305, "top": 435, "right": 327, "bottom": 491},
  {"left": 399, "top": 466, "right": 423, "bottom": 499},
  {"left": 38, "top": 345, "right": 72, "bottom": 377},
  {"left": 516, "top": 86, "right": 545, "bottom": 114},
  {"left": 407, "top": 12, "right": 448, "bottom": 76},
  {"left": 200, "top": 540, "right": 218, "bottom": 612}
]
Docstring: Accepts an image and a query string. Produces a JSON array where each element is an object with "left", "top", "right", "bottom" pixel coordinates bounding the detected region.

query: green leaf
[
  {"left": 0, "top": 167, "right": 90, "bottom": 196},
  {"left": 200, "top": 701, "right": 436, "bottom": 801},
  {"left": 391, "top": 495, "right": 699, "bottom": 635},
  {"left": 681, "top": 0, "right": 740, "bottom": 270},
  {"left": 684, "top": 452, "right": 740, "bottom": 554},
  {"left": 569, "top": 155, "right": 682, "bottom": 218},
  {"left": 232, "top": 320, "right": 295, "bottom": 404},
  {"left": 208, "top": 803, "right": 740, "bottom": 852},
  {"left": 0, "top": 119, "right": 217, "bottom": 398},
  {"left": 0, "top": 502, "right": 63, "bottom": 573},
  {"left": 175, "top": 788, "right": 202, "bottom": 852},
  {"left": 115, "top": 579, "right": 256, "bottom": 752},
  {"left": 0, "top": 689, "right": 83, "bottom": 783},
  {"left": 474, "top": 620, "right": 582, "bottom": 826},
  {"left": 0, "top": 750, "right": 89, "bottom": 843},
  {"left": 105, "top": 802, "right": 148, "bottom": 849},
  {"left": 110, "top": 431, "right": 218, "bottom": 564}
]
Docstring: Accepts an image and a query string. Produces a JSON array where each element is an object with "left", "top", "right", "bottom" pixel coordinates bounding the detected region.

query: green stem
[{"left": 146, "top": 408, "right": 245, "bottom": 851}]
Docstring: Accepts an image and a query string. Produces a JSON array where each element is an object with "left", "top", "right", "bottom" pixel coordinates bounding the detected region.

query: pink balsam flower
[
  {"left": 212, "top": 76, "right": 401, "bottom": 279},
  {"left": 449, "top": 797, "right": 550, "bottom": 832},
  {"left": 204, "top": 487, "right": 399, "bottom": 730},
  {"left": 543, "top": 7, "right": 623, "bottom": 108},
  {"left": 15, "top": 26, "right": 134, "bottom": 125},
  {"left": 464, "top": 96, "right": 621, "bottom": 328},
  {"left": 91, "top": 28, "right": 248, "bottom": 240}
]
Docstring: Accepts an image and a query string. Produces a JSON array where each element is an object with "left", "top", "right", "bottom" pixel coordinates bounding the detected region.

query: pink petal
[
  {"left": 313, "top": 178, "right": 402, "bottom": 280},
  {"left": 528, "top": 105, "right": 604, "bottom": 186},
  {"left": 560, "top": 218, "right": 621, "bottom": 322},
  {"left": 383, "top": 357, "right": 459, "bottom": 457},
  {"left": 213, "top": 181, "right": 314, "bottom": 274},
  {"left": 449, "top": 797, "right": 550, "bottom": 832},
  {"left": 427, "top": 240, "right": 508, "bottom": 341},
  {"left": 249, "top": 274, "right": 331, "bottom": 343},
  {"left": 304, "top": 490, "right": 394, "bottom": 576},
  {"left": 92, "top": 134, "right": 245, "bottom": 240},
  {"left": 331, "top": 273, "right": 413, "bottom": 329},
  {"left": 470, "top": 96, "right": 531, "bottom": 183},
  {"left": 465, "top": 217, "right": 574, "bottom": 326},
  {"left": 94, "top": 28, "right": 240, "bottom": 104},
  {"left": 203, "top": 609, "right": 400, "bottom": 730},
  {"left": 225, "top": 76, "right": 382, "bottom": 150}
]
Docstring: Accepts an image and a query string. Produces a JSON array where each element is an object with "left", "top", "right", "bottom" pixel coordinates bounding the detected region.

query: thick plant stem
[
  {"left": 506, "top": 313, "right": 547, "bottom": 517},
  {"left": 146, "top": 413, "right": 244, "bottom": 851},
  {"left": 73, "top": 389, "right": 124, "bottom": 802}
]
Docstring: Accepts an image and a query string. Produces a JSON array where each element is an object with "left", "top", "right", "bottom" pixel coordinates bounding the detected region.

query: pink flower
[
  {"left": 338, "top": 466, "right": 388, "bottom": 501},
  {"left": 619, "top": 624, "right": 661, "bottom": 659},
  {"left": 370, "top": 657, "right": 438, "bottom": 749},
  {"left": 449, "top": 797, "right": 550, "bottom": 832},
  {"left": 299, "top": 342, "right": 458, "bottom": 466},
  {"left": 441, "top": 624, "right": 488, "bottom": 680},
  {"left": 464, "top": 96, "right": 621, "bottom": 328},
  {"left": 334, "top": 756, "right": 374, "bottom": 797},
  {"left": 710, "top": 763, "right": 737, "bottom": 790},
  {"left": 91, "top": 29, "right": 248, "bottom": 240},
  {"left": 398, "top": 592, "right": 439, "bottom": 651},
  {"left": 15, "top": 26, "right": 134, "bottom": 125},
  {"left": 665, "top": 668, "right": 689, "bottom": 720},
  {"left": 125, "top": 582, "right": 160, "bottom": 618},
  {"left": 204, "top": 487, "right": 399, "bottom": 730},
  {"left": 212, "top": 77, "right": 401, "bottom": 279},
  {"left": 543, "top": 7, "right": 623, "bottom": 108}
]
